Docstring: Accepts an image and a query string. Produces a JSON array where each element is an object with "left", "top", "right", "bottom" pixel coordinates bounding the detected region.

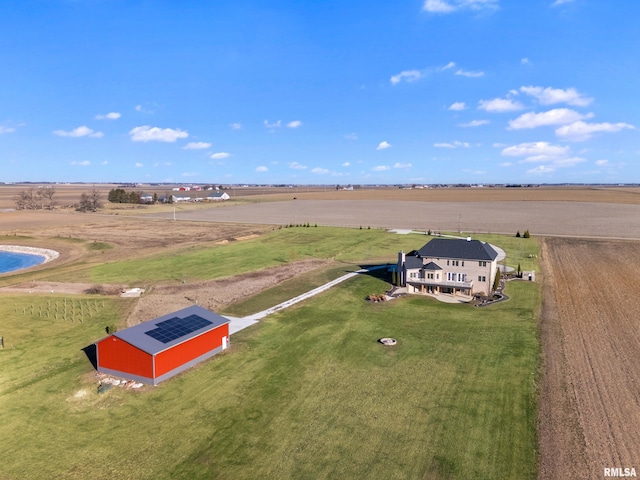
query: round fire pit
[{"left": 378, "top": 337, "right": 397, "bottom": 346}]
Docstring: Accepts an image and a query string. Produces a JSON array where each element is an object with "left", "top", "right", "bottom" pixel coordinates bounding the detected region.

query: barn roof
[
  {"left": 112, "top": 305, "right": 229, "bottom": 355},
  {"left": 417, "top": 238, "right": 498, "bottom": 261}
]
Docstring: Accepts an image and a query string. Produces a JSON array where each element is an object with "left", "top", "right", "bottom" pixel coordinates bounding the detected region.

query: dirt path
[
  {"left": 125, "top": 258, "right": 331, "bottom": 327},
  {"left": 538, "top": 238, "right": 640, "bottom": 479}
]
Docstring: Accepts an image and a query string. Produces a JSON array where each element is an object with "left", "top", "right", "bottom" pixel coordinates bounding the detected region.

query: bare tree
[
  {"left": 77, "top": 189, "right": 103, "bottom": 212},
  {"left": 40, "top": 186, "right": 57, "bottom": 210},
  {"left": 14, "top": 188, "right": 39, "bottom": 210}
]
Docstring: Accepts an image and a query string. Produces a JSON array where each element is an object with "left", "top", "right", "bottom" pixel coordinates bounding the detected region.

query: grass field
[
  {"left": 71, "top": 227, "right": 537, "bottom": 286},
  {"left": 0, "top": 232, "right": 541, "bottom": 479}
]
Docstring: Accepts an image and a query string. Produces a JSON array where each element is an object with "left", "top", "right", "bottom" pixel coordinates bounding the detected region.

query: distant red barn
[{"left": 95, "top": 305, "right": 230, "bottom": 385}]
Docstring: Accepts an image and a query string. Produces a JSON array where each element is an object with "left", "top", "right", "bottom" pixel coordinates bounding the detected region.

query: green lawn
[
  {"left": 83, "top": 227, "right": 538, "bottom": 286},
  {"left": 0, "top": 271, "right": 540, "bottom": 479}
]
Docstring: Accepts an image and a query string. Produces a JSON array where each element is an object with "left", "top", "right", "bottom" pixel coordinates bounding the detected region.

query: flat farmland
[
  {"left": 144, "top": 199, "right": 640, "bottom": 239},
  {"left": 539, "top": 238, "right": 640, "bottom": 479}
]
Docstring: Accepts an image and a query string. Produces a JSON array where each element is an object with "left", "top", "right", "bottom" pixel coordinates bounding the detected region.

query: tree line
[{"left": 13, "top": 187, "right": 102, "bottom": 212}]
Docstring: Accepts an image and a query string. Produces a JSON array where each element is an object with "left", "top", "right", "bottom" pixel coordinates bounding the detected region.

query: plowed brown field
[{"left": 539, "top": 238, "right": 640, "bottom": 479}]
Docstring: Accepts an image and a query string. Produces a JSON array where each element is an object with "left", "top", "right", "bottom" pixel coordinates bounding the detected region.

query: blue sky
[{"left": 1, "top": 0, "right": 638, "bottom": 184}]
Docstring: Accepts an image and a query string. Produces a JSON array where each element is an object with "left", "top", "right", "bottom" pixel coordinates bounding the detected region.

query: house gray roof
[
  {"left": 417, "top": 238, "right": 498, "bottom": 261},
  {"left": 404, "top": 255, "right": 424, "bottom": 270},
  {"left": 421, "top": 261, "right": 442, "bottom": 271},
  {"left": 209, "top": 191, "right": 227, "bottom": 198},
  {"left": 109, "top": 305, "right": 229, "bottom": 356}
]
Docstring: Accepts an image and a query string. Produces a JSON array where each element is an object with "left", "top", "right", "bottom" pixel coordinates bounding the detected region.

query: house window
[
  {"left": 461, "top": 261, "right": 464, "bottom": 267},
  {"left": 479, "top": 261, "right": 487, "bottom": 267},
  {"left": 478, "top": 275, "right": 486, "bottom": 282},
  {"left": 447, "top": 260, "right": 450, "bottom": 266}
]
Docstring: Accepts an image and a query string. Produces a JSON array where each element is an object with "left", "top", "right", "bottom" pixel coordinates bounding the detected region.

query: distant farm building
[
  {"left": 207, "top": 191, "right": 230, "bottom": 201},
  {"left": 95, "top": 305, "right": 230, "bottom": 385}
]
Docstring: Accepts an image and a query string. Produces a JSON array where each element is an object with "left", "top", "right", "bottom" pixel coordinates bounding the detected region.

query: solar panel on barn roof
[{"left": 144, "top": 314, "right": 214, "bottom": 344}]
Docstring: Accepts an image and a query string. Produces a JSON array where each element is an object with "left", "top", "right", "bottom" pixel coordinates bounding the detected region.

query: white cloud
[
  {"left": 230, "top": 123, "right": 242, "bottom": 130},
  {"left": 423, "top": 0, "right": 499, "bottom": 13},
  {"left": 256, "top": 166, "right": 268, "bottom": 172},
  {"left": 527, "top": 165, "right": 556, "bottom": 174},
  {"left": 342, "top": 162, "right": 351, "bottom": 167},
  {"left": 210, "top": 152, "right": 230, "bottom": 159},
  {"left": 441, "top": 61, "right": 456, "bottom": 70},
  {"left": 53, "top": 126, "right": 103, "bottom": 138},
  {"left": 289, "top": 162, "right": 307, "bottom": 170},
  {"left": 287, "top": 120, "right": 303, "bottom": 128},
  {"left": 551, "top": 0, "right": 575, "bottom": 6},
  {"left": 0, "top": 126, "right": 16, "bottom": 134},
  {"left": 390, "top": 70, "right": 423, "bottom": 85},
  {"left": 95, "top": 112, "right": 121, "bottom": 120},
  {"left": 595, "top": 159, "right": 610, "bottom": 166},
  {"left": 70, "top": 160, "right": 91, "bottom": 166},
  {"left": 129, "top": 126, "right": 188, "bottom": 142},
  {"left": 459, "top": 119, "right": 490, "bottom": 127},
  {"left": 264, "top": 120, "right": 282, "bottom": 129},
  {"left": 183, "top": 142, "right": 212, "bottom": 150},
  {"left": 434, "top": 141, "right": 471, "bottom": 148},
  {"left": 508, "top": 108, "right": 594, "bottom": 129},
  {"left": 555, "top": 121, "right": 635, "bottom": 142},
  {"left": 520, "top": 86, "right": 593, "bottom": 106},
  {"left": 499, "top": 162, "right": 513, "bottom": 167},
  {"left": 449, "top": 102, "right": 467, "bottom": 111},
  {"left": 311, "top": 167, "right": 330, "bottom": 174},
  {"left": 344, "top": 133, "right": 358, "bottom": 140},
  {"left": 478, "top": 98, "right": 524, "bottom": 112},
  {"left": 373, "top": 165, "right": 390, "bottom": 171},
  {"left": 394, "top": 162, "right": 412, "bottom": 169},
  {"left": 376, "top": 141, "right": 392, "bottom": 150},
  {"left": 135, "top": 163, "right": 144, "bottom": 168},
  {"left": 182, "top": 172, "right": 199, "bottom": 177},
  {"left": 455, "top": 69, "right": 484, "bottom": 78},
  {"left": 521, "top": 58, "right": 530, "bottom": 65},
  {"left": 501, "top": 141, "right": 570, "bottom": 159}
]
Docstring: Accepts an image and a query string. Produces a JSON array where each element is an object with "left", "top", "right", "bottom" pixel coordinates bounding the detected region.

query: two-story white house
[{"left": 397, "top": 237, "right": 499, "bottom": 297}]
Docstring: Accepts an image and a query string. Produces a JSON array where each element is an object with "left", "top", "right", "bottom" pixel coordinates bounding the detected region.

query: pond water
[{"left": 0, "top": 251, "right": 46, "bottom": 274}]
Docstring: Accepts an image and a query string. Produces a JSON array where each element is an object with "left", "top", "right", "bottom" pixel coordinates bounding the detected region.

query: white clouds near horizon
[
  {"left": 434, "top": 141, "right": 470, "bottom": 148},
  {"left": 520, "top": 86, "right": 593, "bottom": 106},
  {"left": 455, "top": 69, "right": 484, "bottom": 78},
  {"left": 423, "top": 0, "right": 499, "bottom": 13},
  {"left": 449, "top": 102, "right": 467, "bottom": 111},
  {"left": 376, "top": 141, "right": 392, "bottom": 150},
  {"left": 211, "top": 152, "right": 230, "bottom": 159},
  {"left": 478, "top": 98, "right": 524, "bottom": 112},
  {"left": 53, "top": 126, "right": 103, "bottom": 138},
  {"left": 256, "top": 166, "right": 268, "bottom": 172},
  {"left": 183, "top": 142, "right": 212, "bottom": 150},
  {"left": 95, "top": 112, "right": 121, "bottom": 120},
  {"left": 129, "top": 126, "right": 188, "bottom": 142},
  {"left": 287, "top": 120, "right": 303, "bottom": 128},
  {"left": 373, "top": 165, "right": 390, "bottom": 171},
  {"left": 508, "top": 108, "right": 593, "bottom": 129},
  {"left": 390, "top": 70, "right": 423, "bottom": 85},
  {"left": 459, "top": 120, "right": 490, "bottom": 127},
  {"left": 555, "top": 121, "right": 635, "bottom": 142}
]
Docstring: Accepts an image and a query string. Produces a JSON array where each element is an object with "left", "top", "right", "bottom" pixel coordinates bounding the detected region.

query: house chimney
[{"left": 466, "top": 236, "right": 471, "bottom": 242}]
